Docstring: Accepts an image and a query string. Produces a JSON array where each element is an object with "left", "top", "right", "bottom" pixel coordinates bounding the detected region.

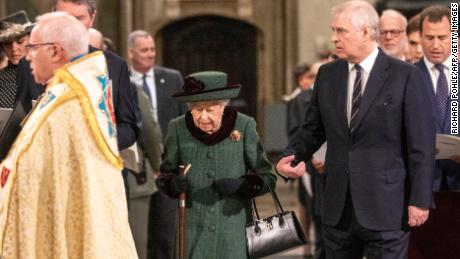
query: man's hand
[
  {"left": 312, "top": 159, "right": 325, "bottom": 173},
  {"left": 408, "top": 205, "right": 429, "bottom": 227},
  {"left": 275, "top": 155, "right": 306, "bottom": 179},
  {"left": 450, "top": 155, "right": 460, "bottom": 164}
]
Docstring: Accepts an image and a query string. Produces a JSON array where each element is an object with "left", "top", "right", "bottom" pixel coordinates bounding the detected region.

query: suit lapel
[
  {"left": 350, "top": 50, "right": 389, "bottom": 137},
  {"left": 416, "top": 60, "right": 443, "bottom": 131},
  {"left": 154, "top": 68, "right": 164, "bottom": 107},
  {"left": 336, "top": 61, "right": 350, "bottom": 140}
]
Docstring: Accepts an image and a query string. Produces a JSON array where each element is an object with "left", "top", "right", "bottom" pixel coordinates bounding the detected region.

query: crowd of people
[{"left": 0, "top": 0, "right": 457, "bottom": 258}]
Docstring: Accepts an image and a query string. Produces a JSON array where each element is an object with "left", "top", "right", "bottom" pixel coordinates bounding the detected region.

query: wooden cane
[{"left": 178, "top": 164, "right": 191, "bottom": 259}]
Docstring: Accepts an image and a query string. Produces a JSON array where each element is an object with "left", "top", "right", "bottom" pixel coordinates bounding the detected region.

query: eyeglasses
[
  {"left": 380, "top": 29, "right": 405, "bottom": 37},
  {"left": 25, "top": 42, "right": 55, "bottom": 52}
]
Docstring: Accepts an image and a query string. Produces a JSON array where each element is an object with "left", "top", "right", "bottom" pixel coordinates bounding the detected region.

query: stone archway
[{"left": 160, "top": 15, "right": 257, "bottom": 117}]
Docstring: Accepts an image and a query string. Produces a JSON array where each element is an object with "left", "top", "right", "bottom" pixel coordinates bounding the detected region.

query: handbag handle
[{"left": 250, "top": 182, "right": 285, "bottom": 223}]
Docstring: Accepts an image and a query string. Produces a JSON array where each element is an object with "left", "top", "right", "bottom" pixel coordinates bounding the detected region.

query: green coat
[{"left": 161, "top": 112, "right": 276, "bottom": 259}]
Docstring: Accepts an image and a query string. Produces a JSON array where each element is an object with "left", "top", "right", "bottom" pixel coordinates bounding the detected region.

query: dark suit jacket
[
  {"left": 287, "top": 49, "right": 435, "bottom": 231},
  {"left": 153, "top": 66, "right": 187, "bottom": 139},
  {"left": 286, "top": 89, "right": 313, "bottom": 139},
  {"left": 415, "top": 60, "right": 460, "bottom": 190},
  {"left": 414, "top": 60, "right": 453, "bottom": 134},
  {"left": 15, "top": 47, "right": 140, "bottom": 151}
]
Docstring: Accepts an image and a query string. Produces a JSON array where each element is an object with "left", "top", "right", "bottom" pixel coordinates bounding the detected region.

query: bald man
[{"left": 89, "top": 28, "right": 104, "bottom": 49}]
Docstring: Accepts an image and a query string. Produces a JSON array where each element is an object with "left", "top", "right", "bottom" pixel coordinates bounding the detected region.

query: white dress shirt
[
  {"left": 346, "top": 46, "right": 379, "bottom": 124},
  {"left": 422, "top": 55, "right": 452, "bottom": 93}
]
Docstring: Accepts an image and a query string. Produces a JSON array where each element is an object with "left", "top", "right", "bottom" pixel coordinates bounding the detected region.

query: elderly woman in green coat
[{"left": 157, "top": 71, "right": 276, "bottom": 259}]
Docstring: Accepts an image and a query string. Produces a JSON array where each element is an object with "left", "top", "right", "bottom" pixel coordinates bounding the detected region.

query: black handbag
[{"left": 246, "top": 184, "right": 306, "bottom": 259}]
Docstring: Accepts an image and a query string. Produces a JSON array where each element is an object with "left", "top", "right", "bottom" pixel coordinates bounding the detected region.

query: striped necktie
[
  {"left": 350, "top": 64, "right": 362, "bottom": 133},
  {"left": 435, "top": 64, "right": 449, "bottom": 127}
]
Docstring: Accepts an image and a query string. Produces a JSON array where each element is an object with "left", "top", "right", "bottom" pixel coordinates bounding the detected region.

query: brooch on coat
[{"left": 230, "top": 130, "right": 241, "bottom": 142}]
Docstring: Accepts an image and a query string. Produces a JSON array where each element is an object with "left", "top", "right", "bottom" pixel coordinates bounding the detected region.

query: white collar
[
  {"left": 131, "top": 67, "right": 154, "bottom": 78},
  {"left": 423, "top": 55, "right": 452, "bottom": 71},
  {"left": 348, "top": 45, "right": 379, "bottom": 73}
]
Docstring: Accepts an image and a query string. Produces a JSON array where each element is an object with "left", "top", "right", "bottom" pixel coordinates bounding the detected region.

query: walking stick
[{"left": 178, "top": 164, "right": 191, "bottom": 259}]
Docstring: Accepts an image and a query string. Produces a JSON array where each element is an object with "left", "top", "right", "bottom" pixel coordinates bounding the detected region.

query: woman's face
[
  {"left": 190, "top": 101, "right": 226, "bottom": 134},
  {"left": 1, "top": 35, "right": 29, "bottom": 65}
]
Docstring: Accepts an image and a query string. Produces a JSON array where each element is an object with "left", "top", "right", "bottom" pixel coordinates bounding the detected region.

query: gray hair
[
  {"left": 127, "top": 30, "right": 152, "bottom": 49},
  {"left": 331, "top": 0, "right": 380, "bottom": 41},
  {"left": 35, "top": 12, "right": 89, "bottom": 60},
  {"left": 381, "top": 9, "right": 408, "bottom": 28}
]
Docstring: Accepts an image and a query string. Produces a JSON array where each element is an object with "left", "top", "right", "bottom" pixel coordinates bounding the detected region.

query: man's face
[
  {"left": 378, "top": 15, "right": 407, "bottom": 58},
  {"left": 1, "top": 35, "right": 29, "bottom": 65},
  {"left": 331, "top": 14, "right": 368, "bottom": 64},
  {"left": 421, "top": 16, "right": 451, "bottom": 64},
  {"left": 55, "top": 0, "right": 95, "bottom": 29},
  {"left": 26, "top": 29, "right": 55, "bottom": 84},
  {"left": 406, "top": 31, "right": 423, "bottom": 63},
  {"left": 128, "top": 36, "right": 156, "bottom": 72}
]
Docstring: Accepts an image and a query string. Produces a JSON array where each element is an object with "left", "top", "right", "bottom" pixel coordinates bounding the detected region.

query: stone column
[
  {"left": 0, "top": 0, "right": 7, "bottom": 17},
  {"left": 119, "top": 0, "right": 133, "bottom": 59}
]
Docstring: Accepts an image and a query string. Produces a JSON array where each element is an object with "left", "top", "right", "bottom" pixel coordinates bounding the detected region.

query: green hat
[
  {"left": 0, "top": 11, "right": 34, "bottom": 44},
  {"left": 172, "top": 71, "right": 241, "bottom": 102}
]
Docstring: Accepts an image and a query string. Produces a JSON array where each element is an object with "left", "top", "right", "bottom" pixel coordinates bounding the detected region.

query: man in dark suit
[
  {"left": 276, "top": 1, "right": 435, "bottom": 258},
  {"left": 127, "top": 30, "right": 186, "bottom": 259},
  {"left": 415, "top": 5, "right": 460, "bottom": 191}
]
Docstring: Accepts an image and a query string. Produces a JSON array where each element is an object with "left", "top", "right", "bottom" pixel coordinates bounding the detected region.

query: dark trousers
[
  {"left": 122, "top": 168, "right": 130, "bottom": 206},
  {"left": 322, "top": 189, "right": 410, "bottom": 259},
  {"left": 313, "top": 215, "right": 326, "bottom": 259},
  {"left": 148, "top": 191, "right": 177, "bottom": 259}
]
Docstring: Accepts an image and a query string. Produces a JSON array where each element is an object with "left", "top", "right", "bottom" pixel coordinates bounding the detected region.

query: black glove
[
  {"left": 212, "top": 178, "right": 248, "bottom": 196},
  {"left": 170, "top": 175, "right": 189, "bottom": 196}
]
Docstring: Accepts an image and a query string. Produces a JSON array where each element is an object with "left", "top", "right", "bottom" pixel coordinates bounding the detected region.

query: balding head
[
  {"left": 89, "top": 28, "right": 103, "bottom": 49},
  {"left": 26, "top": 12, "right": 88, "bottom": 84}
]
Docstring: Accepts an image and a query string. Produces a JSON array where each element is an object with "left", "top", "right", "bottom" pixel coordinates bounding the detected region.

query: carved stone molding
[
  {"left": 165, "top": 0, "right": 181, "bottom": 18},
  {"left": 237, "top": 0, "right": 253, "bottom": 19}
]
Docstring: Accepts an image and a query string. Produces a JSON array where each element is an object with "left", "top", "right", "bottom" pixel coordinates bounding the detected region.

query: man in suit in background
[
  {"left": 276, "top": 1, "right": 435, "bottom": 258},
  {"left": 128, "top": 30, "right": 187, "bottom": 139},
  {"left": 378, "top": 9, "right": 407, "bottom": 60},
  {"left": 415, "top": 5, "right": 460, "bottom": 190},
  {"left": 127, "top": 30, "right": 186, "bottom": 259}
]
